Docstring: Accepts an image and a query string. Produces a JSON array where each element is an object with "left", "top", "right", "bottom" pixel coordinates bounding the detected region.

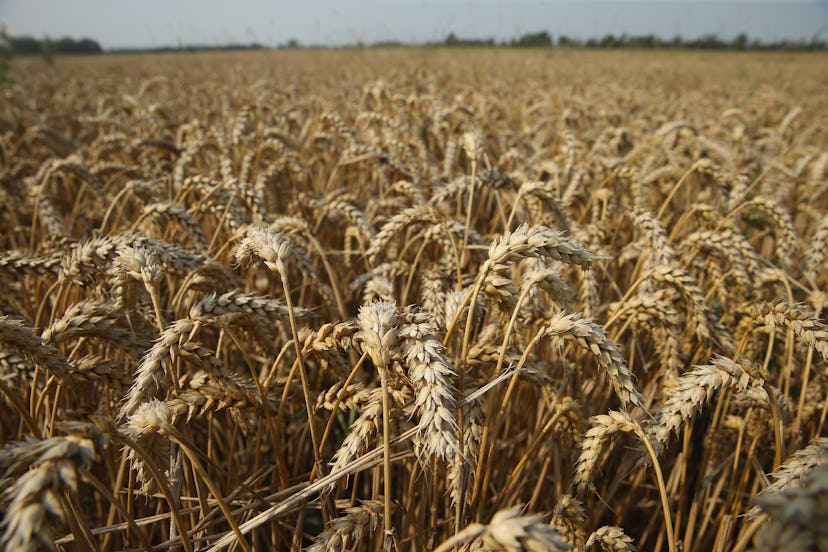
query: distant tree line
[
  {"left": 109, "top": 43, "right": 266, "bottom": 54},
  {"left": 2, "top": 29, "right": 826, "bottom": 56},
  {"left": 555, "top": 32, "right": 826, "bottom": 51},
  {"left": 7, "top": 35, "right": 102, "bottom": 55},
  {"left": 510, "top": 31, "right": 553, "bottom": 48},
  {"left": 441, "top": 33, "right": 497, "bottom": 48},
  {"left": 430, "top": 30, "right": 825, "bottom": 51}
]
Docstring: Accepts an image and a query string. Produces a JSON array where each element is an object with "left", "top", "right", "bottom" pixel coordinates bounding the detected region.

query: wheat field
[{"left": 1, "top": 48, "right": 827, "bottom": 551}]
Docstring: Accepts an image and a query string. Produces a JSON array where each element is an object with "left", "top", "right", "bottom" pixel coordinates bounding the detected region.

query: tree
[
  {"left": 10, "top": 36, "right": 41, "bottom": 55},
  {"left": 515, "top": 31, "right": 552, "bottom": 48},
  {"left": 599, "top": 34, "right": 619, "bottom": 48},
  {"left": 557, "top": 35, "right": 580, "bottom": 48},
  {"left": 732, "top": 33, "right": 748, "bottom": 50},
  {"left": 77, "top": 38, "right": 103, "bottom": 54}
]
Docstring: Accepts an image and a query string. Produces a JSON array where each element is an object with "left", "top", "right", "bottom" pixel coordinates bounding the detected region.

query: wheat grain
[
  {"left": 751, "top": 302, "right": 828, "bottom": 362},
  {"left": 399, "top": 308, "right": 458, "bottom": 462},
  {"left": 541, "top": 311, "right": 644, "bottom": 409},
  {"left": 646, "top": 356, "right": 768, "bottom": 457}
]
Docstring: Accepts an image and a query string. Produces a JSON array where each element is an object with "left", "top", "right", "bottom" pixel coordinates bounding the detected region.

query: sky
[{"left": 1, "top": 1, "right": 827, "bottom": 50}]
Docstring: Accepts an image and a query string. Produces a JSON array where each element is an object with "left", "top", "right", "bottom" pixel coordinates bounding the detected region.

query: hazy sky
[{"left": 1, "top": 1, "right": 827, "bottom": 49}]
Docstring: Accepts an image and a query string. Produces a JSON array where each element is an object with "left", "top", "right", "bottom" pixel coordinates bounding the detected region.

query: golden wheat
[{"left": 0, "top": 48, "right": 825, "bottom": 551}]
